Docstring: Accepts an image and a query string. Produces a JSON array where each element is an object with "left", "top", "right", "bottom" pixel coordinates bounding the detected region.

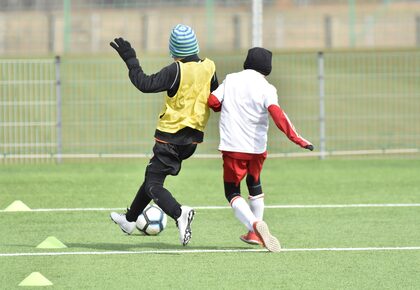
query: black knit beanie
[{"left": 243, "top": 47, "right": 272, "bottom": 76}]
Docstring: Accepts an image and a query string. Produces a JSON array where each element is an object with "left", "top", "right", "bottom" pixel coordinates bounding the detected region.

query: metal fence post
[
  {"left": 47, "top": 13, "right": 55, "bottom": 53},
  {"left": 318, "top": 52, "right": 326, "bottom": 159},
  {"left": 141, "top": 15, "right": 148, "bottom": 51},
  {"left": 233, "top": 14, "right": 241, "bottom": 49},
  {"left": 63, "top": 0, "right": 71, "bottom": 53},
  {"left": 91, "top": 13, "right": 101, "bottom": 52},
  {"left": 324, "top": 15, "right": 332, "bottom": 48},
  {"left": 206, "top": 0, "right": 215, "bottom": 50},
  {"left": 252, "top": 0, "right": 263, "bottom": 47},
  {"left": 416, "top": 15, "right": 420, "bottom": 47},
  {"left": 348, "top": 0, "right": 356, "bottom": 47},
  {"left": 0, "top": 15, "right": 4, "bottom": 54},
  {"left": 55, "top": 56, "right": 63, "bottom": 163}
]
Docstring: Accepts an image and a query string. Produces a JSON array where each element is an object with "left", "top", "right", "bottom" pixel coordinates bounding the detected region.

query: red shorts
[{"left": 222, "top": 151, "right": 267, "bottom": 186}]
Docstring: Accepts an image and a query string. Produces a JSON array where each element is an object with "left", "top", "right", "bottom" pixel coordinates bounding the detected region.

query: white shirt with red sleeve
[
  {"left": 211, "top": 69, "right": 278, "bottom": 154},
  {"left": 209, "top": 69, "right": 311, "bottom": 154}
]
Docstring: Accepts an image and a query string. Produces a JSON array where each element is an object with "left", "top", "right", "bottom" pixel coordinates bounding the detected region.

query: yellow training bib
[{"left": 157, "top": 58, "right": 216, "bottom": 133}]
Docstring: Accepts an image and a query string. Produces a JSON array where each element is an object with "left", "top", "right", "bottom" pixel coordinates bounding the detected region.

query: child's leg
[
  {"left": 223, "top": 153, "right": 257, "bottom": 231},
  {"left": 128, "top": 142, "right": 196, "bottom": 222},
  {"left": 144, "top": 171, "right": 182, "bottom": 220},
  {"left": 246, "top": 175, "right": 264, "bottom": 221},
  {"left": 125, "top": 182, "right": 152, "bottom": 222},
  {"left": 246, "top": 153, "right": 266, "bottom": 220},
  {"left": 144, "top": 142, "right": 198, "bottom": 221},
  {"left": 111, "top": 142, "right": 190, "bottom": 237},
  {"left": 125, "top": 168, "right": 182, "bottom": 222},
  {"left": 230, "top": 195, "right": 257, "bottom": 232}
]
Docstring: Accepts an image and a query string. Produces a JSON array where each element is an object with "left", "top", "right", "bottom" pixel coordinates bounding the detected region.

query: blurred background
[
  {"left": 1, "top": 0, "right": 420, "bottom": 161},
  {"left": 1, "top": 0, "right": 420, "bottom": 54}
]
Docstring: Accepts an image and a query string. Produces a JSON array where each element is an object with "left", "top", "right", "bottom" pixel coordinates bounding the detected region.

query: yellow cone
[
  {"left": 18, "top": 272, "right": 53, "bottom": 286},
  {"left": 36, "top": 236, "right": 67, "bottom": 249},
  {"left": 4, "top": 200, "right": 31, "bottom": 212}
]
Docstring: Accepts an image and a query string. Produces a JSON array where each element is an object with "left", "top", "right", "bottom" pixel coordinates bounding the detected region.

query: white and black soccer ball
[{"left": 136, "top": 204, "right": 167, "bottom": 235}]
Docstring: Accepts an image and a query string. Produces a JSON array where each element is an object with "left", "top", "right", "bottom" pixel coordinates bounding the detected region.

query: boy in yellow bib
[{"left": 110, "top": 24, "right": 218, "bottom": 246}]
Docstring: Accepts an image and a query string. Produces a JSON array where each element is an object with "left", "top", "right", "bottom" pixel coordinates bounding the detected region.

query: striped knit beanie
[{"left": 169, "top": 24, "right": 199, "bottom": 58}]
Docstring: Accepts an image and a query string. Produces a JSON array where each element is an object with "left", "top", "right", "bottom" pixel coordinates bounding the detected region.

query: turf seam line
[
  {"left": 1, "top": 203, "right": 420, "bottom": 213},
  {"left": 1, "top": 247, "right": 420, "bottom": 257}
]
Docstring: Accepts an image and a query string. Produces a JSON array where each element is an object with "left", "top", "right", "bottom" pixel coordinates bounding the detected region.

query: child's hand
[
  {"left": 110, "top": 37, "right": 136, "bottom": 62},
  {"left": 305, "top": 144, "right": 314, "bottom": 151}
]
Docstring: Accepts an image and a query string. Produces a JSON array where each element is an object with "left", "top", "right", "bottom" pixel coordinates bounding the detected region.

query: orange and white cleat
[
  {"left": 240, "top": 231, "right": 263, "bottom": 245},
  {"left": 253, "top": 221, "right": 281, "bottom": 252}
]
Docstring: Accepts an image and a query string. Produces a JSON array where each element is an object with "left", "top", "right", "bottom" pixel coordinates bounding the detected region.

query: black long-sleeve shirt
[{"left": 125, "top": 55, "right": 219, "bottom": 144}]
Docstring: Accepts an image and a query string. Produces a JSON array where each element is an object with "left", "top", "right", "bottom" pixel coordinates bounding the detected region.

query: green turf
[{"left": 0, "top": 158, "right": 420, "bottom": 289}]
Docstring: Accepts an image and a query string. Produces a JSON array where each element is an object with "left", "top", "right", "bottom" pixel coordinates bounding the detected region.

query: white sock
[
  {"left": 231, "top": 196, "right": 257, "bottom": 232},
  {"left": 249, "top": 193, "right": 264, "bottom": 221}
]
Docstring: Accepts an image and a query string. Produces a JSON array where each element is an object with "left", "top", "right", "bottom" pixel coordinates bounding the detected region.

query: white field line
[
  {"left": 1, "top": 203, "right": 420, "bottom": 213},
  {"left": 1, "top": 247, "right": 420, "bottom": 257}
]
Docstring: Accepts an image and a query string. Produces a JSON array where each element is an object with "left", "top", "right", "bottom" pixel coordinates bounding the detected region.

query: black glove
[
  {"left": 110, "top": 37, "right": 136, "bottom": 62},
  {"left": 305, "top": 144, "right": 314, "bottom": 151}
]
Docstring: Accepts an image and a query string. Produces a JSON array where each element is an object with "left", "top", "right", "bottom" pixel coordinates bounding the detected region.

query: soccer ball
[{"left": 136, "top": 204, "right": 167, "bottom": 235}]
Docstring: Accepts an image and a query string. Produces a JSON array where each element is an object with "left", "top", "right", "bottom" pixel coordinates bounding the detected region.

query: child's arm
[
  {"left": 208, "top": 94, "right": 222, "bottom": 112},
  {"left": 110, "top": 37, "right": 178, "bottom": 94},
  {"left": 126, "top": 60, "right": 178, "bottom": 93},
  {"left": 268, "top": 104, "right": 314, "bottom": 151},
  {"left": 208, "top": 80, "right": 225, "bottom": 112}
]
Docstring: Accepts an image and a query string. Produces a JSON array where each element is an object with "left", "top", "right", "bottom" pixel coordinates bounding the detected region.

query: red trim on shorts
[
  {"left": 155, "top": 138, "right": 200, "bottom": 144},
  {"left": 222, "top": 151, "right": 267, "bottom": 160},
  {"left": 154, "top": 138, "right": 169, "bottom": 144}
]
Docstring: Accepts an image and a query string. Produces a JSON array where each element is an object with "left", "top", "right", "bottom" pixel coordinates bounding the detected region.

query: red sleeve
[
  {"left": 268, "top": 104, "right": 311, "bottom": 148},
  {"left": 208, "top": 94, "right": 222, "bottom": 112}
]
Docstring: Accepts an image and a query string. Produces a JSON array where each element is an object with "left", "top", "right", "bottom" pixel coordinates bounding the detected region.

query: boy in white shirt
[{"left": 208, "top": 47, "right": 313, "bottom": 252}]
